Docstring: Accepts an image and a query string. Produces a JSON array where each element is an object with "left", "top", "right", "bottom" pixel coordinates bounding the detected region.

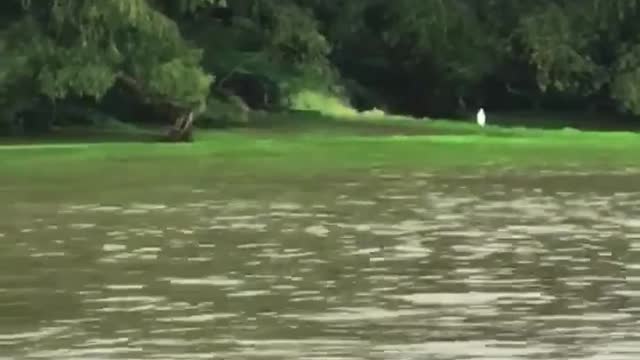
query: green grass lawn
[{"left": 1, "top": 111, "right": 639, "bottom": 193}]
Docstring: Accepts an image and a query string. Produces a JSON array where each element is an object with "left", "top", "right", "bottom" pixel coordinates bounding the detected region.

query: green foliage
[
  {"left": 312, "top": 0, "right": 640, "bottom": 117},
  {"left": 518, "top": 2, "right": 605, "bottom": 94},
  {"left": 515, "top": 0, "right": 640, "bottom": 114},
  {"left": 288, "top": 90, "right": 357, "bottom": 117},
  {"left": 7, "top": 0, "right": 640, "bottom": 135},
  {"left": 0, "top": 0, "right": 212, "bottom": 130},
  {"left": 611, "top": 44, "right": 640, "bottom": 114},
  {"left": 147, "top": 57, "right": 213, "bottom": 108},
  {"left": 175, "top": 0, "right": 217, "bottom": 14},
  {"left": 251, "top": 0, "right": 330, "bottom": 67},
  {"left": 198, "top": 95, "right": 249, "bottom": 128}
]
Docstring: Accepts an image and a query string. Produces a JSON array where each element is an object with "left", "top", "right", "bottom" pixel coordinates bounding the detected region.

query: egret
[{"left": 476, "top": 108, "right": 486, "bottom": 127}]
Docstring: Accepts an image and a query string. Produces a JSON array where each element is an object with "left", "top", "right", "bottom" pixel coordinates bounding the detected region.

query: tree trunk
[
  {"left": 166, "top": 111, "right": 194, "bottom": 142},
  {"left": 117, "top": 73, "right": 196, "bottom": 142}
]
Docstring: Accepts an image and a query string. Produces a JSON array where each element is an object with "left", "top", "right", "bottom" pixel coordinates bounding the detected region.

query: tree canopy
[{"left": 2, "top": 0, "right": 640, "bottom": 135}]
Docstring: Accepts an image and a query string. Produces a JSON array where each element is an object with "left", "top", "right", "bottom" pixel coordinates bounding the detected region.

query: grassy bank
[{"left": 1, "top": 112, "right": 639, "bottom": 194}]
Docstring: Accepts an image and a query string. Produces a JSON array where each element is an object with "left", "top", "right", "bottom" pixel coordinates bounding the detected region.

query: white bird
[{"left": 476, "top": 108, "right": 486, "bottom": 127}]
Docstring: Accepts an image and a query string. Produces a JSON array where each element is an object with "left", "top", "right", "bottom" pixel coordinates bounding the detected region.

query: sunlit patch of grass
[
  {"left": 285, "top": 89, "right": 430, "bottom": 125},
  {"left": 288, "top": 90, "right": 359, "bottom": 117}
]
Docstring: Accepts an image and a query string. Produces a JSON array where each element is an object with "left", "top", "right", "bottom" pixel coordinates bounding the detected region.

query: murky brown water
[{"left": 1, "top": 170, "right": 640, "bottom": 359}]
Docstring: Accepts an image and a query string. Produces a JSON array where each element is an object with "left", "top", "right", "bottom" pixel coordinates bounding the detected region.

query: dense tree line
[{"left": 2, "top": 0, "right": 640, "bottom": 137}]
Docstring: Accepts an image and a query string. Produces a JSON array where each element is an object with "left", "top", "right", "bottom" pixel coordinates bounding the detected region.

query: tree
[
  {"left": 0, "top": 0, "right": 213, "bottom": 140},
  {"left": 516, "top": 0, "right": 640, "bottom": 114},
  {"left": 4, "top": 0, "right": 640, "bottom": 133},
  {"left": 311, "top": 0, "right": 503, "bottom": 116},
  {"left": 314, "top": 0, "right": 640, "bottom": 118}
]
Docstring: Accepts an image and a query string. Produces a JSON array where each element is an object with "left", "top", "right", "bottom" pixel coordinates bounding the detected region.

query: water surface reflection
[{"left": 1, "top": 172, "right": 639, "bottom": 359}]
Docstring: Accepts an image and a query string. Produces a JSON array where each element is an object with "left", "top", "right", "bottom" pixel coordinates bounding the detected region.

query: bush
[
  {"left": 287, "top": 89, "right": 357, "bottom": 117},
  {"left": 197, "top": 95, "right": 250, "bottom": 128},
  {"left": 215, "top": 71, "right": 281, "bottom": 110}
]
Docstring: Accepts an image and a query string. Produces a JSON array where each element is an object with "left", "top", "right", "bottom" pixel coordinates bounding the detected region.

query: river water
[{"left": 1, "top": 170, "right": 640, "bottom": 359}]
